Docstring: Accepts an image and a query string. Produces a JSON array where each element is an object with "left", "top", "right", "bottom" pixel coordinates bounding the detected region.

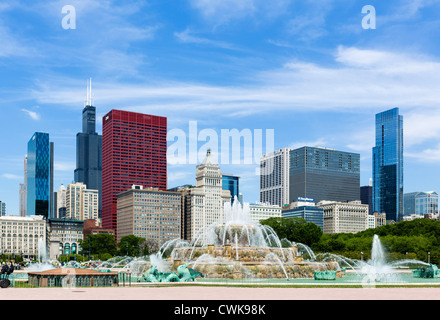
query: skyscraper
[
  {"left": 27, "top": 132, "right": 53, "bottom": 219},
  {"left": 372, "top": 108, "right": 404, "bottom": 222},
  {"left": 360, "top": 184, "right": 373, "bottom": 214},
  {"left": 289, "top": 146, "right": 360, "bottom": 204},
  {"left": 180, "top": 149, "right": 232, "bottom": 241},
  {"left": 56, "top": 183, "right": 67, "bottom": 218},
  {"left": 74, "top": 79, "right": 102, "bottom": 217},
  {"left": 19, "top": 155, "right": 28, "bottom": 217},
  {"left": 222, "top": 174, "right": 240, "bottom": 204},
  {"left": 102, "top": 109, "right": 167, "bottom": 233},
  {"left": 259, "top": 148, "right": 290, "bottom": 207},
  {"left": 66, "top": 182, "right": 99, "bottom": 223}
]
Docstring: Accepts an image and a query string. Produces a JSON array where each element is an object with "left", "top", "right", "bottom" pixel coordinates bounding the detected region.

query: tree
[
  {"left": 79, "top": 234, "right": 118, "bottom": 257},
  {"left": 260, "top": 217, "right": 323, "bottom": 246},
  {"left": 291, "top": 221, "right": 323, "bottom": 247},
  {"left": 117, "top": 235, "right": 146, "bottom": 257}
]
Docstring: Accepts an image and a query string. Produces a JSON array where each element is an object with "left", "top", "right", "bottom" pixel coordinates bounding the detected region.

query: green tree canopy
[
  {"left": 79, "top": 233, "right": 118, "bottom": 257},
  {"left": 117, "top": 235, "right": 147, "bottom": 257},
  {"left": 259, "top": 217, "right": 323, "bottom": 246}
]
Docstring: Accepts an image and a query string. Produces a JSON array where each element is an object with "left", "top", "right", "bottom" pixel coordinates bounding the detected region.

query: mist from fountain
[
  {"left": 358, "top": 234, "right": 399, "bottom": 283},
  {"left": 26, "top": 237, "right": 54, "bottom": 272}
]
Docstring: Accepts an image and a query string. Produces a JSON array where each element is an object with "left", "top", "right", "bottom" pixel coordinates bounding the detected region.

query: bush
[{"left": 58, "top": 254, "right": 86, "bottom": 263}]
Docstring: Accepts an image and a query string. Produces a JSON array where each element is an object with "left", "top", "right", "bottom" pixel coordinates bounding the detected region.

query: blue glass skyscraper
[
  {"left": 27, "top": 132, "right": 52, "bottom": 219},
  {"left": 372, "top": 108, "right": 403, "bottom": 222},
  {"left": 222, "top": 174, "right": 239, "bottom": 204}
]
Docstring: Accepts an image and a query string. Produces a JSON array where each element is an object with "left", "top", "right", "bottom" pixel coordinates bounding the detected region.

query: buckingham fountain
[{"left": 143, "top": 198, "right": 342, "bottom": 281}]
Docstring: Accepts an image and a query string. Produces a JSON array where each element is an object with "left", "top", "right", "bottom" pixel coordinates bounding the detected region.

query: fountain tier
[{"left": 161, "top": 198, "right": 342, "bottom": 280}]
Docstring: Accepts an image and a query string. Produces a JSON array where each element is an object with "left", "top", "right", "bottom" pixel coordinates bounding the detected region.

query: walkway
[{"left": 3, "top": 286, "right": 440, "bottom": 300}]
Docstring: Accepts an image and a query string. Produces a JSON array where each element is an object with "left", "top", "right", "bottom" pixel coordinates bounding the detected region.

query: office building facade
[
  {"left": 117, "top": 186, "right": 181, "bottom": 246},
  {"left": 372, "top": 108, "right": 404, "bottom": 222},
  {"left": 56, "top": 184, "right": 67, "bottom": 218},
  {"left": 48, "top": 218, "right": 84, "bottom": 258},
  {"left": 289, "top": 146, "right": 360, "bottom": 204},
  {"left": 66, "top": 182, "right": 99, "bottom": 223},
  {"left": 259, "top": 148, "right": 290, "bottom": 207},
  {"left": 27, "top": 132, "right": 53, "bottom": 219},
  {"left": 249, "top": 202, "right": 282, "bottom": 224},
  {"left": 318, "top": 200, "right": 369, "bottom": 234},
  {"left": 102, "top": 110, "right": 167, "bottom": 234},
  {"left": 404, "top": 191, "right": 438, "bottom": 216},
  {"left": 282, "top": 198, "right": 324, "bottom": 230},
  {"left": 0, "top": 215, "right": 46, "bottom": 259}
]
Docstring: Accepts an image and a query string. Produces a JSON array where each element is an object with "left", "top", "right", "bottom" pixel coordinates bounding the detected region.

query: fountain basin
[{"left": 170, "top": 244, "right": 341, "bottom": 279}]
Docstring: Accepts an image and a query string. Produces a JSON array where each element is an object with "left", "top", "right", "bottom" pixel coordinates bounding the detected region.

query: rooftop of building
[
  {"left": 117, "top": 185, "right": 182, "bottom": 197},
  {"left": 249, "top": 202, "right": 282, "bottom": 208},
  {"left": 0, "top": 215, "right": 45, "bottom": 222}
]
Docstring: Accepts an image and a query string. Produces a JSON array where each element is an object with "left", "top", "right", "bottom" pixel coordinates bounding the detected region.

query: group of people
[{"left": 1, "top": 262, "right": 14, "bottom": 277}]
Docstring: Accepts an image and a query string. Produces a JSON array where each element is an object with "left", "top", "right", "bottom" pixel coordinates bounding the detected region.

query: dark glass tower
[
  {"left": 289, "top": 146, "right": 360, "bottom": 203},
  {"left": 360, "top": 185, "right": 373, "bottom": 214},
  {"left": 372, "top": 108, "right": 403, "bottom": 222},
  {"left": 74, "top": 105, "right": 103, "bottom": 217},
  {"left": 27, "top": 132, "right": 53, "bottom": 219}
]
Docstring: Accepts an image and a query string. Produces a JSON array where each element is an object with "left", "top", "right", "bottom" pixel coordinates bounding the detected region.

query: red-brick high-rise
[{"left": 102, "top": 110, "right": 167, "bottom": 233}]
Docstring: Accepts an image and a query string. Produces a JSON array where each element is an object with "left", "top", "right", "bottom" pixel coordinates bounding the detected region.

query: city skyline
[{"left": 1, "top": 0, "right": 440, "bottom": 214}]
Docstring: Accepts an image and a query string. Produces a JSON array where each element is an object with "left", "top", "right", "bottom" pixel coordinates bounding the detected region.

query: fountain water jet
[{"left": 150, "top": 197, "right": 342, "bottom": 280}]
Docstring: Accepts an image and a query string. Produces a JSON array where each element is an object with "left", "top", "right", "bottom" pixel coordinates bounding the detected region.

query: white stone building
[
  {"left": 318, "top": 200, "right": 369, "bottom": 234},
  {"left": 180, "top": 149, "right": 231, "bottom": 241},
  {"left": 249, "top": 202, "right": 282, "bottom": 224},
  {"left": 0, "top": 215, "right": 46, "bottom": 260}
]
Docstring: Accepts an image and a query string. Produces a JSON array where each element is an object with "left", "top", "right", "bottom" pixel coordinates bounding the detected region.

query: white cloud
[
  {"left": 30, "top": 46, "right": 440, "bottom": 114},
  {"left": 21, "top": 108, "right": 40, "bottom": 120},
  {"left": 2, "top": 173, "right": 22, "bottom": 180},
  {"left": 0, "top": 25, "right": 34, "bottom": 58},
  {"left": 174, "top": 28, "right": 239, "bottom": 50},
  {"left": 30, "top": 45, "right": 440, "bottom": 166},
  {"left": 404, "top": 110, "right": 440, "bottom": 147},
  {"left": 406, "top": 144, "right": 440, "bottom": 163}
]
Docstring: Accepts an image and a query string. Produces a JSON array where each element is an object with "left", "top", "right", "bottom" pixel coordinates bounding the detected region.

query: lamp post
[
  {"left": 428, "top": 251, "right": 431, "bottom": 264},
  {"left": 361, "top": 251, "right": 363, "bottom": 262},
  {"left": 88, "top": 235, "right": 91, "bottom": 261}
]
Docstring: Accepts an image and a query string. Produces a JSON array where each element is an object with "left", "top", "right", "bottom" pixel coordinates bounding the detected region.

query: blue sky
[{"left": 1, "top": 0, "right": 440, "bottom": 215}]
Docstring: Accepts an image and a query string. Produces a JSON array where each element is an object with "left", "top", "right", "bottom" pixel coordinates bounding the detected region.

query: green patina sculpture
[
  {"left": 412, "top": 264, "right": 440, "bottom": 278},
  {"left": 314, "top": 270, "right": 337, "bottom": 280},
  {"left": 143, "top": 264, "right": 203, "bottom": 283}
]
